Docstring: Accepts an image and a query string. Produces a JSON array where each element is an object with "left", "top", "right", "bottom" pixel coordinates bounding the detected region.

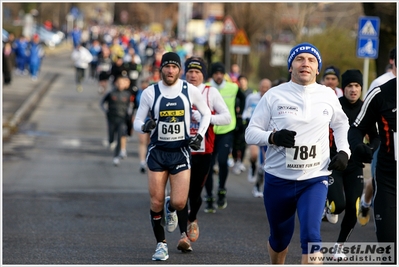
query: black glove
[
  {"left": 269, "top": 129, "right": 297, "bottom": 148},
  {"left": 351, "top": 143, "right": 373, "bottom": 164},
  {"left": 141, "top": 118, "right": 156, "bottom": 133},
  {"left": 328, "top": 151, "right": 349, "bottom": 171},
  {"left": 189, "top": 134, "right": 203, "bottom": 150}
]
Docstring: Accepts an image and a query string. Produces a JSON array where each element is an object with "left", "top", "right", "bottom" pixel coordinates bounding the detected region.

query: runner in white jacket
[
  {"left": 175, "top": 56, "right": 231, "bottom": 252},
  {"left": 245, "top": 43, "right": 351, "bottom": 264},
  {"left": 71, "top": 43, "right": 93, "bottom": 92}
]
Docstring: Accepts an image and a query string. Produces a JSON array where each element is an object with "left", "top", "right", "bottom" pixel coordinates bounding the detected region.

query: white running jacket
[{"left": 245, "top": 81, "right": 351, "bottom": 181}]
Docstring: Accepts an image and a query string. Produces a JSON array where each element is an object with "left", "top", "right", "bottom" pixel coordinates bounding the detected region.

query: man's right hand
[
  {"left": 269, "top": 129, "right": 297, "bottom": 148},
  {"left": 351, "top": 143, "right": 373, "bottom": 164},
  {"left": 141, "top": 118, "right": 156, "bottom": 133}
]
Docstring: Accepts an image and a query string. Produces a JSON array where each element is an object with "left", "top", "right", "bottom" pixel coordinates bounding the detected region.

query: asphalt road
[{"left": 2, "top": 45, "right": 378, "bottom": 265}]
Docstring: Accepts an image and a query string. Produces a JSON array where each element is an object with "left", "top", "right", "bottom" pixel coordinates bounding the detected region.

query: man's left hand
[
  {"left": 328, "top": 151, "right": 349, "bottom": 171},
  {"left": 189, "top": 134, "right": 203, "bottom": 151}
]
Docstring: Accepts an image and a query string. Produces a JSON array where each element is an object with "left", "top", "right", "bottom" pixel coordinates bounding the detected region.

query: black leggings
[
  {"left": 205, "top": 131, "right": 234, "bottom": 196},
  {"left": 232, "top": 121, "right": 247, "bottom": 161},
  {"left": 327, "top": 164, "right": 364, "bottom": 243},
  {"left": 177, "top": 153, "right": 212, "bottom": 234},
  {"left": 374, "top": 168, "right": 396, "bottom": 244}
]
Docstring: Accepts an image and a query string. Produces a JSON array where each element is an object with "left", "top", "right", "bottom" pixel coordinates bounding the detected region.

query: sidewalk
[{"left": 2, "top": 41, "right": 72, "bottom": 140}]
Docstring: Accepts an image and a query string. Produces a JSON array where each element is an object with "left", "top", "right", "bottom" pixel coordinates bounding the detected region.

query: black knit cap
[
  {"left": 341, "top": 69, "right": 363, "bottom": 89},
  {"left": 323, "top": 66, "right": 340, "bottom": 81},
  {"left": 185, "top": 57, "right": 207, "bottom": 79},
  {"left": 160, "top": 52, "right": 181, "bottom": 69},
  {"left": 211, "top": 62, "right": 225, "bottom": 75}
]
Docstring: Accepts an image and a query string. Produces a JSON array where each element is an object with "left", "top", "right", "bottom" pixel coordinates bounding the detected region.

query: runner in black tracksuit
[
  {"left": 327, "top": 70, "right": 378, "bottom": 253},
  {"left": 348, "top": 77, "right": 396, "bottom": 263}
]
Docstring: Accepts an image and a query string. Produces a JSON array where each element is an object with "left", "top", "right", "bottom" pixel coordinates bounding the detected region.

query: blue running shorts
[{"left": 147, "top": 145, "right": 192, "bottom": 175}]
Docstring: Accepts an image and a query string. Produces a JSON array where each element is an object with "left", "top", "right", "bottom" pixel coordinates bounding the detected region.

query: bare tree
[{"left": 363, "top": 3, "right": 397, "bottom": 76}]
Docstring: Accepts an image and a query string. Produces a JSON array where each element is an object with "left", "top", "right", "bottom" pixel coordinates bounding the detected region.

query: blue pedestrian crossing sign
[{"left": 357, "top": 16, "right": 380, "bottom": 59}]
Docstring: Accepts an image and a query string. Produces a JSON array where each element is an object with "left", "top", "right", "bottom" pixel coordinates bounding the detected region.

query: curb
[{"left": 3, "top": 72, "right": 59, "bottom": 141}]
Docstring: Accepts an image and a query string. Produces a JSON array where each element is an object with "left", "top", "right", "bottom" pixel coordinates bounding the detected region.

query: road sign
[
  {"left": 357, "top": 16, "right": 380, "bottom": 59},
  {"left": 358, "top": 16, "right": 380, "bottom": 38},
  {"left": 222, "top": 16, "right": 237, "bottom": 34},
  {"left": 270, "top": 43, "right": 293, "bottom": 67},
  {"left": 231, "top": 29, "right": 250, "bottom": 46},
  {"left": 230, "top": 29, "right": 250, "bottom": 54},
  {"left": 357, "top": 38, "right": 379, "bottom": 58}
]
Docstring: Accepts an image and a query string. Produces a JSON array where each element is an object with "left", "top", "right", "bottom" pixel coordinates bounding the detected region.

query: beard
[{"left": 161, "top": 71, "right": 180, "bottom": 86}]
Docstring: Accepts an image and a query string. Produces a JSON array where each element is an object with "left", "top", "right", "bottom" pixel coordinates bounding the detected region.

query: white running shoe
[
  {"left": 247, "top": 167, "right": 256, "bottom": 183},
  {"left": 152, "top": 242, "right": 169, "bottom": 261},
  {"left": 113, "top": 157, "right": 120, "bottom": 166},
  {"left": 119, "top": 149, "right": 127, "bottom": 159},
  {"left": 140, "top": 162, "right": 147, "bottom": 174},
  {"left": 252, "top": 186, "right": 263, "bottom": 198},
  {"left": 326, "top": 208, "right": 338, "bottom": 224},
  {"left": 164, "top": 196, "right": 178, "bottom": 233},
  {"left": 227, "top": 157, "right": 234, "bottom": 167},
  {"left": 232, "top": 164, "right": 241, "bottom": 175},
  {"left": 109, "top": 142, "right": 117, "bottom": 151},
  {"left": 238, "top": 161, "right": 246, "bottom": 172},
  {"left": 333, "top": 243, "right": 347, "bottom": 260}
]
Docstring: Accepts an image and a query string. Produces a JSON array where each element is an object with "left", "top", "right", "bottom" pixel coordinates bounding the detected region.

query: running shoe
[
  {"left": 238, "top": 161, "right": 246, "bottom": 172},
  {"left": 217, "top": 189, "right": 227, "bottom": 209},
  {"left": 326, "top": 208, "right": 338, "bottom": 224},
  {"left": 164, "top": 196, "right": 178, "bottom": 233},
  {"left": 232, "top": 163, "right": 241, "bottom": 175},
  {"left": 152, "top": 242, "right": 169, "bottom": 261},
  {"left": 204, "top": 196, "right": 216, "bottom": 213},
  {"left": 113, "top": 157, "right": 120, "bottom": 166},
  {"left": 227, "top": 157, "right": 234, "bottom": 167},
  {"left": 187, "top": 220, "right": 199, "bottom": 242},
  {"left": 252, "top": 186, "right": 263, "bottom": 198},
  {"left": 140, "top": 162, "right": 147, "bottom": 174},
  {"left": 357, "top": 202, "right": 371, "bottom": 226},
  {"left": 177, "top": 232, "right": 193, "bottom": 253},
  {"left": 119, "top": 149, "right": 127, "bottom": 159},
  {"left": 247, "top": 167, "right": 257, "bottom": 183},
  {"left": 76, "top": 84, "right": 83, "bottom": 92},
  {"left": 332, "top": 243, "right": 347, "bottom": 260}
]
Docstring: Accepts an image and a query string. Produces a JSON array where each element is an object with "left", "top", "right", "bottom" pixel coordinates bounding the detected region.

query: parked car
[{"left": 33, "top": 25, "right": 65, "bottom": 47}]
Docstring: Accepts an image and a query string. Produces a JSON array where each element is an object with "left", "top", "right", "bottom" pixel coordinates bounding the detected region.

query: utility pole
[{"left": 178, "top": 2, "right": 192, "bottom": 40}]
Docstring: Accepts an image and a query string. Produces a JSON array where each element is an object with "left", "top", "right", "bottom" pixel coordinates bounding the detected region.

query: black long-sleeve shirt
[
  {"left": 100, "top": 87, "right": 132, "bottom": 123},
  {"left": 330, "top": 96, "right": 378, "bottom": 166},
  {"left": 348, "top": 78, "right": 397, "bottom": 182}
]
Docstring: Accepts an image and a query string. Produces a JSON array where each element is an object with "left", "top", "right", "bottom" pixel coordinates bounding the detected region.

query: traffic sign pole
[
  {"left": 363, "top": 58, "right": 369, "bottom": 98},
  {"left": 225, "top": 34, "right": 232, "bottom": 72},
  {"left": 222, "top": 16, "right": 238, "bottom": 72}
]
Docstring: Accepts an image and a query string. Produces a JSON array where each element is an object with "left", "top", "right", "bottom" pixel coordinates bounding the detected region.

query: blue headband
[{"left": 287, "top": 43, "right": 322, "bottom": 72}]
